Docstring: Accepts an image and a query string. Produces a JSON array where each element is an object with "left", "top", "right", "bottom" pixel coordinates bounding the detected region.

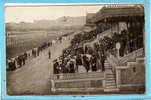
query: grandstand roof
[{"left": 93, "top": 5, "right": 144, "bottom": 23}]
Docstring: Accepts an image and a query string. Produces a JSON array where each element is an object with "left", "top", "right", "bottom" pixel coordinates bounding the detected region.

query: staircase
[
  {"left": 104, "top": 60, "right": 119, "bottom": 92},
  {"left": 103, "top": 48, "right": 145, "bottom": 92}
]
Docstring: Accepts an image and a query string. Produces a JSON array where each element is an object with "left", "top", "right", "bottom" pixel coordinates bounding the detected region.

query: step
[
  {"left": 106, "top": 81, "right": 116, "bottom": 84},
  {"left": 106, "top": 74, "right": 115, "bottom": 76},
  {"left": 106, "top": 80, "right": 116, "bottom": 83},
  {"left": 105, "top": 70, "right": 113, "bottom": 74},
  {"left": 106, "top": 76, "right": 115, "bottom": 78},
  {"left": 106, "top": 77, "right": 115, "bottom": 80},
  {"left": 106, "top": 81, "right": 116, "bottom": 83},
  {"left": 106, "top": 74, "right": 115, "bottom": 77},
  {"left": 104, "top": 88, "right": 119, "bottom": 92},
  {"left": 105, "top": 71, "right": 115, "bottom": 76},
  {"left": 107, "top": 77, "right": 115, "bottom": 79},
  {"left": 105, "top": 85, "right": 117, "bottom": 89},
  {"left": 105, "top": 70, "right": 113, "bottom": 73},
  {"left": 105, "top": 67, "right": 112, "bottom": 69},
  {"left": 106, "top": 73, "right": 115, "bottom": 75},
  {"left": 106, "top": 83, "right": 116, "bottom": 86},
  {"left": 106, "top": 74, "right": 115, "bottom": 78},
  {"left": 106, "top": 80, "right": 116, "bottom": 82},
  {"left": 106, "top": 85, "right": 116, "bottom": 88}
]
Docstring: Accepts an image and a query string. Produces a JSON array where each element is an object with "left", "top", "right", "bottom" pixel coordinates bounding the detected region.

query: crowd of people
[
  {"left": 7, "top": 26, "right": 144, "bottom": 75},
  {"left": 53, "top": 27, "right": 144, "bottom": 75},
  {"left": 7, "top": 34, "right": 70, "bottom": 71},
  {"left": 53, "top": 39, "right": 108, "bottom": 75},
  {"left": 53, "top": 49, "right": 105, "bottom": 74},
  {"left": 7, "top": 42, "right": 51, "bottom": 71},
  {"left": 52, "top": 29, "right": 117, "bottom": 75}
]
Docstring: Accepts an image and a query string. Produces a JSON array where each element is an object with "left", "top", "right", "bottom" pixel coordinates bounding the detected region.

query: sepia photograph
[{"left": 5, "top": 4, "right": 145, "bottom": 95}]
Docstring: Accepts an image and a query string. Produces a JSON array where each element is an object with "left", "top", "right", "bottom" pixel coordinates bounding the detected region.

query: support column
[{"left": 116, "top": 69, "right": 121, "bottom": 88}]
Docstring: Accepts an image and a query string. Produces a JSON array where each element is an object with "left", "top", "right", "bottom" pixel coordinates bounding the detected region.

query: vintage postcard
[{"left": 5, "top": 4, "right": 145, "bottom": 95}]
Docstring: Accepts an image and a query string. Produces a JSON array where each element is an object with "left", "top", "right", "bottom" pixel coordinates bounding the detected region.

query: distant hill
[
  {"left": 6, "top": 16, "right": 86, "bottom": 32},
  {"left": 55, "top": 16, "right": 86, "bottom": 27}
]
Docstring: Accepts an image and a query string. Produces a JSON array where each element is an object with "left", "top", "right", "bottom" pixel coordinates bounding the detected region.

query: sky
[{"left": 5, "top": 4, "right": 103, "bottom": 23}]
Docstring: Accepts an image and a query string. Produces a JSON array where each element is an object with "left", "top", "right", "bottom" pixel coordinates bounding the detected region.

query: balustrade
[
  {"left": 107, "top": 48, "right": 144, "bottom": 66},
  {"left": 51, "top": 72, "right": 105, "bottom": 92},
  {"left": 119, "top": 48, "right": 144, "bottom": 65},
  {"left": 53, "top": 72, "right": 104, "bottom": 80}
]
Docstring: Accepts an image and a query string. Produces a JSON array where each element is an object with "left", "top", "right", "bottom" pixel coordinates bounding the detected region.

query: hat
[{"left": 53, "top": 59, "right": 57, "bottom": 62}]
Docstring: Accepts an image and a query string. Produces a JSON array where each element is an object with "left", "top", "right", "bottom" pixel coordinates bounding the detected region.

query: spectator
[
  {"left": 91, "top": 55, "right": 97, "bottom": 72},
  {"left": 48, "top": 50, "right": 51, "bottom": 59},
  {"left": 82, "top": 54, "right": 90, "bottom": 72}
]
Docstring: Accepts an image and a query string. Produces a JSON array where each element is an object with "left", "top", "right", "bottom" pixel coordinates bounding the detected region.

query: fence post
[{"left": 51, "top": 80, "right": 56, "bottom": 92}]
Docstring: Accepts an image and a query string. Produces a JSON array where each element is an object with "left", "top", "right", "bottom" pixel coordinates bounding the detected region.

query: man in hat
[
  {"left": 48, "top": 50, "right": 51, "bottom": 59},
  {"left": 53, "top": 59, "right": 59, "bottom": 74},
  {"left": 82, "top": 54, "right": 90, "bottom": 72}
]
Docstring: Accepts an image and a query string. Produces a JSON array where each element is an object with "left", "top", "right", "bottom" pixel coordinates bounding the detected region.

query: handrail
[
  {"left": 119, "top": 48, "right": 144, "bottom": 65},
  {"left": 107, "top": 54, "right": 119, "bottom": 74},
  {"left": 106, "top": 50, "right": 119, "bottom": 66},
  {"left": 107, "top": 48, "right": 144, "bottom": 67}
]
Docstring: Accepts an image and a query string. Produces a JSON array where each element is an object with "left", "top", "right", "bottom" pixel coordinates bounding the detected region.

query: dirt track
[{"left": 7, "top": 36, "right": 72, "bottom": 95}]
